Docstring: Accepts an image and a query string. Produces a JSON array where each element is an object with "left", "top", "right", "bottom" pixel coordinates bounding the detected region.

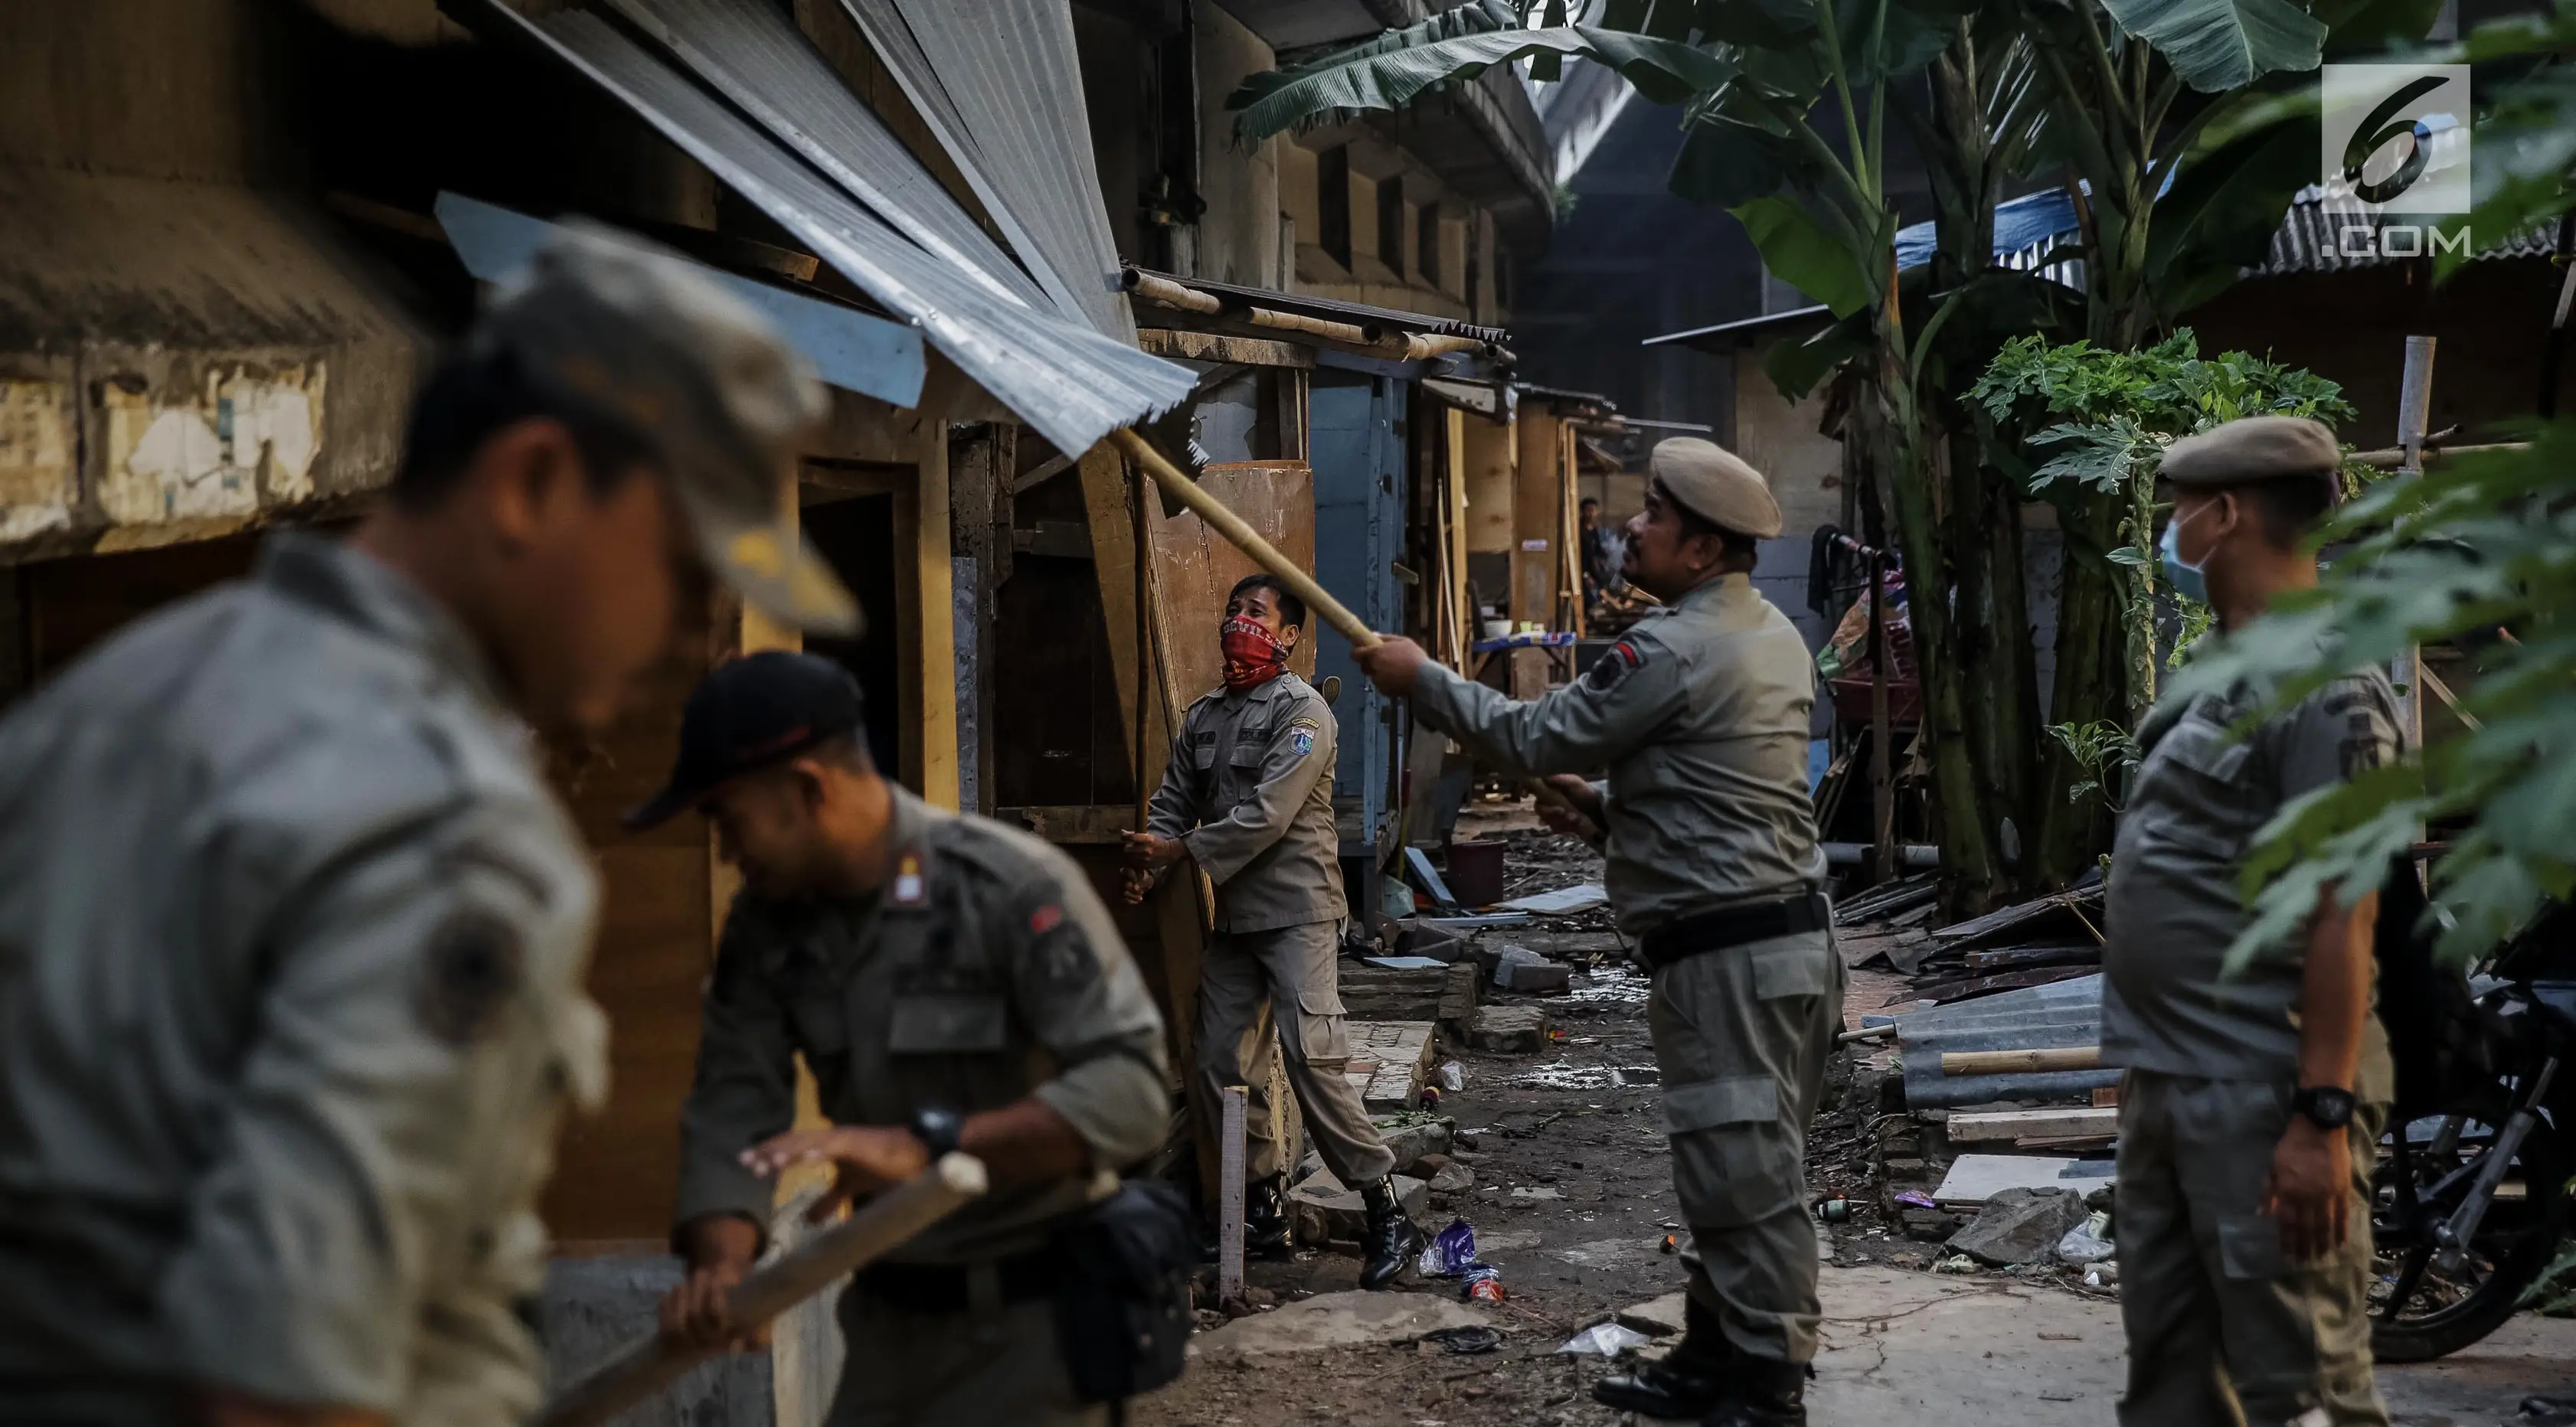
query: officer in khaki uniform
[
  {"left": 0, "top": 226, "right": 857, "bottom": 1425},
  {"left": 1357, "top": 439, "right": 1839, "bottom": 1427},
  {"left": 2105, "top": 416, "right": 2402, "bottom": 1427},
  {"left": 647, "top": 653, "right": 1169, "bottom": 1427},
  {"left": 1123, "top": 573, "right": 1420, "bottom": 1288}
]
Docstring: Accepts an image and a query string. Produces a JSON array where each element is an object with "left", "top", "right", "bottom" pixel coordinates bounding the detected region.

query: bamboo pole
[
  {"left": 1940, "top": 1046, "right": 2102, "bottom": 1076},
  {"left": 537, "top": 1154, "right": 987, "bottom": 1427},
  {"left": 1108, "top": 429, "right": 1596, "bottom": 837}
]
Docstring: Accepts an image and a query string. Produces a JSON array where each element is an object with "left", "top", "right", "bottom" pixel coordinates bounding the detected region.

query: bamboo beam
[{"left": 1940, "top": 1046, "right": 2102, "bottom": 1076}]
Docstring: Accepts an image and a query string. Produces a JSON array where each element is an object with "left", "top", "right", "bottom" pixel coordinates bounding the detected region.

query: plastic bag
[
  {"left": 1557, "top": 1322, "right": 1652, "bottom": 1357},
  {"left": 1417, "top": 1218, "right": 1478, "bottom": 1277}
]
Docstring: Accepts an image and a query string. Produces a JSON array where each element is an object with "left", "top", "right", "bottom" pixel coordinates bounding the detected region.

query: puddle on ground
[
  {"left": 1564, "top": 961, "right": 1650, "bottom": 1004},
  {"left": 1512, "top": 1063, "right": 1661, "bottom": 1091}
]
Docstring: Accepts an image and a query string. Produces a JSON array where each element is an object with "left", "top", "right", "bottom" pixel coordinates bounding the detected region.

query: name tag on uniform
[{"left": 888, "top": 992, "right": 1008, "bottom": 1054}]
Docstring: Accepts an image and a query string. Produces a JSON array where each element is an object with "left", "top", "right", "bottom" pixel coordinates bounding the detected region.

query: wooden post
[
  {"left": 1217, "top": 1085, "right": 1248, "bottom": 1305},
  {"left": 914, "top": 425, "right": 959, "bottom": 811},
  {"left": 1868, "top": 551, "right": 1895, "bottom": 886},
  {"left": 1444, "top": 407, "right": 1469, "bottom": 668}
]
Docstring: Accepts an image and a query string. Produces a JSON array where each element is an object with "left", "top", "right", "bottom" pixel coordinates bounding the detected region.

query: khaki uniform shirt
[
  {"left": 0, "top": 534, "right": 606, "bottom": 1424},
  {"left": 1410, "top": 573, "right": 1825, "bottom": 935},
  {"left": 675, "top": 790, "right": 1169, "bottom": 1263},
  {"left": 2102, "top": 670, "right": 2403, "bottom": 1101},
  {"left": 1144, "top": 672, "right": 1346, "bottom": 933}
]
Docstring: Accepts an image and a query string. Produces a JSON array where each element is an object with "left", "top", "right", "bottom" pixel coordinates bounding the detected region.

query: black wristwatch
[
  {"left": 2293, "top": 1085, "right": 2357, "bottom": 1131},
  {"left": 910, "top": 1106, "right": 963, "bottom": 1159}
]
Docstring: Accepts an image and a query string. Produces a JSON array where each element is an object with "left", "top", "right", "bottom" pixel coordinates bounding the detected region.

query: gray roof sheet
[
  {"left": 837, "top": 0, "right": 1136, "bottom": 341},
  {"left": 465, "top": 2, "right": 1191, "bottom": 458}
]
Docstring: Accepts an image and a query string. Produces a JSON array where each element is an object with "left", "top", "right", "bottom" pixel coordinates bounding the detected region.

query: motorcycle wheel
[{"left": 2368, "top": 1104, "right": 2571, "bottom": 1363}]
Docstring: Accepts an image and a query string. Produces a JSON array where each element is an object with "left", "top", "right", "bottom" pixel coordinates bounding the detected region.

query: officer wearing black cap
[
  {"left": 643, "top": 652, "right": 1169, "bottom": 1427},
  {"left": 2104, "top": 416, "right": 2401, "bottom": 1426},
  {"left": 0, "top": 222, "right": 852, "bottom": 1423},
  {"left": 1355, "top": 438, "right": 1838, "bottom": 1427}
]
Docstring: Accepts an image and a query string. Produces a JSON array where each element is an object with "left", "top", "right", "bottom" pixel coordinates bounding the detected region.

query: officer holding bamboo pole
[{"left": 1354, "top": 439, "right": 1840, "bottom": 1427}]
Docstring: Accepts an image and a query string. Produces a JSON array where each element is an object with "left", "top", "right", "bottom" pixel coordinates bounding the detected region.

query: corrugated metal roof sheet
[
  {"left": 461, "top": 2, "right": 1191, "bottom": 459},
  {"left": 2247, "top": 182, "right": 2555, "bottom": 276},
  {"left": 837, "top": 0, "right": 1136, "bottom": 341},
  {"left": 599, "top": 0, "right": 1050, "bottom": 315}
]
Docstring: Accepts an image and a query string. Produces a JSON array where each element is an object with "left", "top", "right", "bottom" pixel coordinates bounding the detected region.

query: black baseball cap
[{"left": 623, "top": 651, "right": 866, "bottom": 830}]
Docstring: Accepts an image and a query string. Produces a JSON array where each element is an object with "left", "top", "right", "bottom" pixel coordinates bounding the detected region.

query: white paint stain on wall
[
  {"left": 0, "top": 378, "right": 76, "bottom": 542},
  {"left": 101, "top": 363, "right": 325, "bottom": 526}
]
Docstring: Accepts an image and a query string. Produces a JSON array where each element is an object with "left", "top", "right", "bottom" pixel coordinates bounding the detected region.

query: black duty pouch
[{"left": 1052, "top": 1178, "right": 1199, "bottom": 1405}]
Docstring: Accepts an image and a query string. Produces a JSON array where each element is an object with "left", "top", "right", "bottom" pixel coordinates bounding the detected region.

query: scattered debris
[
  {"left": 2055, "top": 1212, "right": 2116, "bottom": 1267},
  {"left": 1932, "top": 1154, "right": 2116, "bottom": 1208},
  {"left": 1946, "top": 1186, "right": 2089, "bottom": 1267},
  {"left": 1374, "top": 1112, "right": 1454, "bottom": 1175},
  {"left": 1461, "top": 1265, "right": 1506, "bottom": 1301},
  {"left": 1489, "top": 942, "right": 1572, "bottom": 993},
  {"left": 1437, "top": 1061, "right": 1465, "bottom": 1091},
  {"left": 1420, "top": 1325, "right": 1503, "bottom": 1356},
  {"left": 1496, "top": 883, "right": 1607, "bottom": 915},
  {"left": 1557, "top": 1321, "right": 1654, "bottom": 1357}
]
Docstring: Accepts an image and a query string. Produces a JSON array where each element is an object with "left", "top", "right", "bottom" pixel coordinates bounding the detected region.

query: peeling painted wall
[
  {"left": 100, "top": 363, "right": 325, "bottom": 526},
  {"left": 0, "top": 378, "right": 74, "bottom": 543}
]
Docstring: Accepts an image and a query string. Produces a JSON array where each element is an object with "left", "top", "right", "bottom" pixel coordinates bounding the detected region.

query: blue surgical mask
[{"left": 2159, "top": 502, "right": 2212, "bottom": 604}]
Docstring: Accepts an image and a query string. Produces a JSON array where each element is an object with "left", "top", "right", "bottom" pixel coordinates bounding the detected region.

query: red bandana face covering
[{"left": 1221, "top": 616, "right": 1290, "bottom": 691}]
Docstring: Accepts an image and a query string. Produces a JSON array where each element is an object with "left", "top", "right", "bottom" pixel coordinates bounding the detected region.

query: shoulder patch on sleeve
[
  {"left": 1587, "top": 639, "right": 1646, "bottom": 692},
  {"left": 417, "top": 906, "right": 524, "bottom": 1046}
]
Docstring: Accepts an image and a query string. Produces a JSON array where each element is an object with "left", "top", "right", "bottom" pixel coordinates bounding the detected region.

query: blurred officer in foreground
[
  {"left": 649, "top": 652, "right": 1174, "bottom": 1426},
  {"left": 1122, "top": 573, "right": 1421, "bottom": 1289},
  {"left": 1354, "top": 439, "right": 1838, "bottom": 1427},
  {"left": 0, "top": 224, "right": 854, "bottom": 1427},
  {"left": 2104, "top": 416, "right": 2401, "bottom": 1426}
]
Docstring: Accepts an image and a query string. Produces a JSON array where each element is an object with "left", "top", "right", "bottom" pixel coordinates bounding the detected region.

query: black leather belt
[
  {"left": 1638, "top": 893, "right": 1830, "bottom": 971},
  {"left": 853, "top": 1246, "right": 1064, "bottom": 1313}
]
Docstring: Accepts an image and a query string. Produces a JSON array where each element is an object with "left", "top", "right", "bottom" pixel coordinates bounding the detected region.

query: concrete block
[
  {"left": 540, "top": 1255, "right": 773, "bottom": 1426},
  {"left": 1287, "top": 1170, "right": 1429, "bottom": 1243},
  {"left": 1469, "top": 1004, "right": 1550, "bottom": 1053}
]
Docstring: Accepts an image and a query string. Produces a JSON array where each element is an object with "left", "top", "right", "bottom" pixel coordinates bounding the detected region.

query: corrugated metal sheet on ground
[
  {"left": 1895, "top": 973, "right": 2117, "bottom": 1109},
  {"left": 468, "top": 2, "right": 1192, "bottom": 458},
  {"left": 600, "top": 0, "right": 1051, "bottom": 315},
  {"left": 838, "top": 0, "right": 1134, "bottom": 341}
]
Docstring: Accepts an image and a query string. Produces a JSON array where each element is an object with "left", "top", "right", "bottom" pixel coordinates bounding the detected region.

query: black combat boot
[
  {"left": 1357, "top": 1176, "right": 1424, "bottom": 1290},
  {"left": 1698, "top": 1357, "right": 1807, "bottom": 1427},
  {"left": 1593, "top": 1293, "right": 1735, "bottom": 1419},
  {"left": 1243, "top": 1171, "right": 1292, "bottom": 1259}
]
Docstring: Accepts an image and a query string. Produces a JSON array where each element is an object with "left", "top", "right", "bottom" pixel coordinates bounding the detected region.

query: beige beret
[
  {"left": 2159, "top": 416, "right": 2340, "bottom": 488},
  {"left": 1649, "top": 437, "right": 1783, "bottom": 540}
]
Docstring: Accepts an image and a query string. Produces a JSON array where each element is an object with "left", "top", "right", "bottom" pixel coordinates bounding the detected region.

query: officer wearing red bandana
[{"left": 1123, "top": 575, "right": 1421, "bottom": 1289}]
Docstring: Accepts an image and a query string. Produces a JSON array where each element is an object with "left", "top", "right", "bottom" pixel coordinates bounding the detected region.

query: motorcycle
[{"left": 2368, "top": 887, "right": 2575, "bottom": 1363}]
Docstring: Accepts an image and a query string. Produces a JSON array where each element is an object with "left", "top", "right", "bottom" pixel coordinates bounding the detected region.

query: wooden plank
[
  {"left": 1945, "top": 1107, "right": 2120, "bottom": 1144},
  {"left": 1512, "top": 410, "right": 1561, "bottom": 628},
  {"left": 1137, "top": 328, "right": 1316, "bottom": 368},
  {"left": 1940, "top": 1046, "right": 2103, "bottom": 1076},
  {"left": 997, "top": 804, "right": 1133, "bottom": 844},
  {"left": 1460, "top": 414, "right": 1515, "bottom": 557},
  {"left": 912, "top": 426, "right": 959, "bottom": 811}
]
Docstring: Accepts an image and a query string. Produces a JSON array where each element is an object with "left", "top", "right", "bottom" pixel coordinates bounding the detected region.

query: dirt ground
[{"left": 1130, "top": 815, "right": 2576, "bottom": 1427}]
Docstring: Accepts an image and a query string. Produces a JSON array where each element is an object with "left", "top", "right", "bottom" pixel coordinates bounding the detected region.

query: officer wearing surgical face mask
[{"left": 2104, "top": 416, "right": 2403, "bottom": 1427}]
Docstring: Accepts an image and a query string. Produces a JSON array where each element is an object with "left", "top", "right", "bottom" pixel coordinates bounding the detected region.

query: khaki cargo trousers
[
  {"left": 1195, "top": 921, "right": 1396, "bottom": 1187},
  {"left": 828, "top": 1291, "right": 1103, "bottom": 1427},
  {"left": 1652, "top": 928, "right": 1845, "bottom": 1364},
  {"left": 2116, "top": 1072, "right": 2390, "bottom": 1427}
]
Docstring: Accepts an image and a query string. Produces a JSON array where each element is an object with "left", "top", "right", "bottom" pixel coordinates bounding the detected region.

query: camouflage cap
[
  {"left": 473, "top": 220, "right": 859, "bottom": 635},
  {"left": 2159, "top": 415, "right": 2340, "bottom": 490},
  {"left": 1649, "top": 437, "right": 1783, "bottom": 540}
]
